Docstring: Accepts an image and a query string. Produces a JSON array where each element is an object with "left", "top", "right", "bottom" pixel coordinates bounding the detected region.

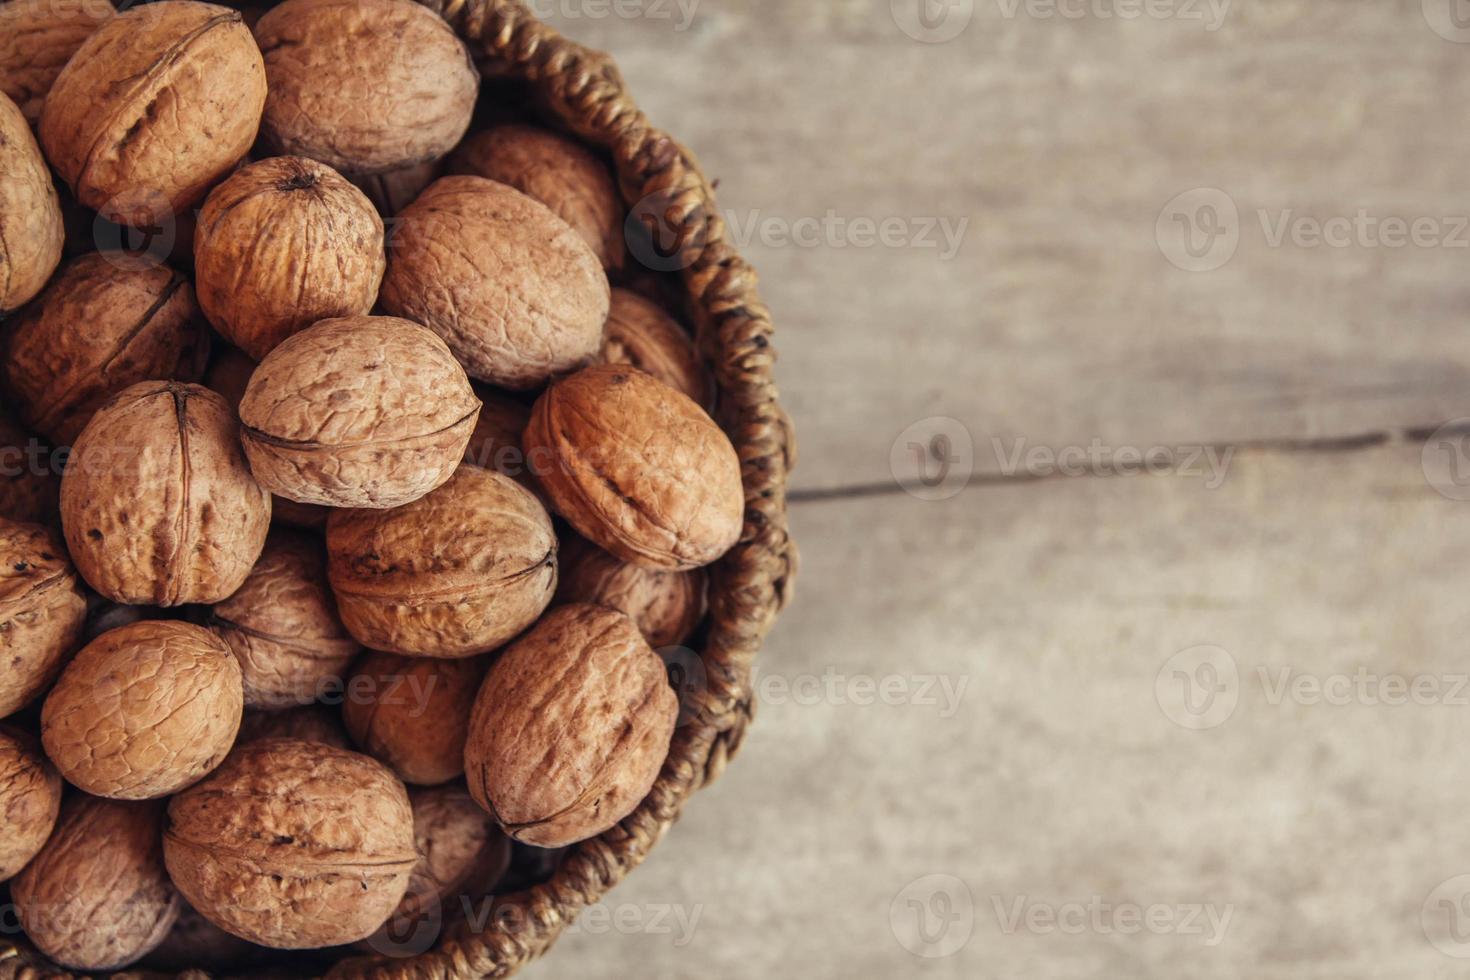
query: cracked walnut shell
[
  {"left": 0, "top": 518, "right": 88, "bottom": 720},
  {"left": 0, "top": 0, "right": 113, "bottom": 126},
  {"left": 0, "top": 91, "right": 64, "bottom": 313},
  {"left": 0, "top": 726, "right": 62, "bottom": 882},
  {"left": 343, "top": 652, "right": 486, "bottom": 785}
]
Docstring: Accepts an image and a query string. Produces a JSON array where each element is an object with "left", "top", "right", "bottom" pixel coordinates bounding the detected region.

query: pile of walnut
[{"left": 0, "top": 0, "right": 744, "bottom": 970}]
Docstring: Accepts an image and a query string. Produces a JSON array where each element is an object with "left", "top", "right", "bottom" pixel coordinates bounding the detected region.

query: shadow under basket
[{"left": 0, "top": 0, "right": 797, "bottom": 977}]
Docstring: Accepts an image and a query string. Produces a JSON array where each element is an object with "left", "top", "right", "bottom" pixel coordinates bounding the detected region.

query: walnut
[
  {"left": 0, "top": 0, "right": 113, "bottom": 125},
  {"left": 0, "top": 405, "right": 59, "bottom": 526},
  {"left": 0, "top": 518, "right": 87, "bottom": 720},
  {"left": 601, "top": 288, "right": 709, "bottom": 405},
  {"left": 195, "top": 156, "right": 386, "bottom": 360},
  {"left": 1, "top": 252, "right": 210, "bottom": 445},
  {"left": 450, "top": 124, "right": 625, "bottom": 272},
  {"left": 39, "top": 1, "right": 266, "bottom": 227},
  {"left": 236, "top": 703, "right": 351, "bottom": 750},
  {"left": 556, "top": 535, "right": 706, "bottom": 649},
  {"left": 254, "top": 0, "right": 478, "bottom": 176},
  {"left": 327, "top": 466, "right": 556, "bottom": 658},
  {"left": 60, "top": 382, "right": 272, "bottom": 605},
  {"left": 12, "top": 796, "right": 180, "bottom": 971},
  {"left": 379, "top": 176, "right": 610, "bottom": 390},
  {"left": 0, "top": 725, "right": 62, "bottom": 882},
  {"left": 464, "top": 603, "right": 678, "bottom": 847},
  {"left": 463, "top": 388, "right": 530, "bottom": 474},
  {"left": 0, "top": 92, "right": 64, "bottom": 313},
  {"left": 41, "top": 620, "right": 243, "bottom": 799},
  {"left": 524, "top": 366, "right": 743, "bottom": 570},
  {"left": 209, "top": 529, "right": 361, "bottom": 710},
  {"left": 164, "top": 737, "right": 418, "bottom": 949},
  {"left": 239, "top": 315, "right": 480, "bottom": 509},
  {"left": 348, "top": 158, "right": 443, "bottom": 217},
  {"left": 343, "top": 652, "right": 486, "bottom": 785}
]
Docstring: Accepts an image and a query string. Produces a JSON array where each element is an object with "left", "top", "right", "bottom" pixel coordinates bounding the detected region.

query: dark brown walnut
[
  {"left": 461, "top": 387, "right": 550, "bottom": 506},
  {"left": 0, "top": 726, "right": 62, "bottom": 881},
  {"left": 349, "top": 158, "right": 444, "bottom": 217},
  {"left": 42, "top": 620, "right": 244, "bottom": 799},
  {"left": 195, "top": 156, "right": 386, "bottom": 360},
  {"left": 0, "top": 0, "right": 113, "bottom": 125},
  {"left": 0, "top": 92, "right": 64, "bottom": 313},
  {"left": 254, "top": 0, "right": 478, "bottom": 176},
  {"left": 556, "top": 535, "right": 707, "bottom": 649},
  {"left": 0, "top": 405, "right": 59, "bottom": 525},
  {"left": 379, "top": 176, "right": 610, "bottom": 390},
  {"left": 209, "top": 529, "right": 360, "bottom": 709},
  {"left": 61, "top": 382, "right": 272, "bottom": 605},
  {"left": 327, "top": 466, "right": 556, "bottom": 658},
  {"left": 236, "top": 703, "right": 351, "bottom": 750},
  {"left": 464, "top": 604, "right": 678, "bottom": 847},
  {"left": 164, "top": 737, "right": 417, "bottom": 949},
  {"left": 525, "top": 366, "right": 744, "bottom": 571},
  {"left": 239, "top": 315, "right": 480, "bottom": 509},
  {"left": 1, "top": 252, "right": 209, "bottom": 445},
  {"left": 39, "top": 1, "right": 266, "bottom": 227},
  {"left": 0, "top": 519, "right": 87, "bottom": 719},
  {"left": 450, "top": 124, "right": 626, "bottom": 272},
  {"left": 601, "top": 288, "right": 709, "bottom": 405},
  {"left": 343, "top": 652, "right": 486, "bottom": 785},
  {"left": 12, "top": 796, "right": 180, "bottom": 971}
]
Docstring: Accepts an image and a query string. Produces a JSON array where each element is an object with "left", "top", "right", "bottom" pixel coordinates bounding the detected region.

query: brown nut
[
  {"left": 343, "top": 652, "right": 486, "bottom": 785},
  {"left": 209, "top": 529, "right": 360, "bottom": 709},
  {"left": 0, "top": 406, "right": 59, "bottom": 526},
  {"left": 449, "top": 124, "right": 625, "bottom": 272},
  {"left": 12, "top": 796, "right": 180, "bottom": 971},
  {"left": 236, "top": 703, "right": 352, "bottom": 750},
  {"left": 463, "top": 388, "right": 530, "bottom": 475},
  {"left": 0, "top": 92, "right": 64, "bottom": 313},
  {"left": 601, "top": 288, "right": 709, "bottom": 406},
  {"left": 254, "top": 0, "right": 478, "bottom": 175},
  {"left": 327, "top": 466, "right": 556, "bottom": 658},
  {"left": 164, "top": 737, "right": 417, "bottom": 949},
  {"left": 464, "top": 603, "right": 678, "bottom": 847},
  {"left": 2, "top": 252, "right": 209, "bottom": 445},
  {"left": 525, "top": 366, "right": 743, "bottom": 570},
  {"left": 556, "top": 535, "right": 706, "bottom": 649},
  {"left": 380, "top": 176, "right": 610, "bottom": 390},
  {"left": 0, "top": 726, "right": 62, "bottom": 881},
  {"left": 195, "top": 156, "right": 386, "bottom": 360},
  {"left": 42, "top": 620, "right": 243, "bottom": 799},
  {"left": 61, "top": 382, "right": 271, "bottom": 605},
  {"left": 39, "top": 1, "right": 266, "bottom": 227},
  {"left": 239, "top": 315, "right": 480, "bottom": 509},
  {"left": 0, "top": 0, "right": 113, "bottom": 125},
  {"left": 0, "top": 519, "right": 87, "bottom": 719},
  {"left": 348, "top": 158, "right": 443, "bottom": 217}
]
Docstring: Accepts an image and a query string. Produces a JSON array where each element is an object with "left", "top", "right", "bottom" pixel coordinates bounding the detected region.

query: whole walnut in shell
[
  {"left": 380, "top": 176, "right": 610, "bottom": 390},
  {"left": 164, "top": 737, "right": 418, "bottom": 948},
  {"left": 0, "top": 0, "right": 113, "bottom": 125},
  {"left": 450, "top": 124, "right": 626, "bottom": 272},
  {"left": 236, "top": 703, "right": 351, "bottom": 750},
  {"left": 525, "top": 366, "right": 743, "bottom": 570},
  {"left": 464, "top": 603, "right": 678, "bottom": 847},
  {"left": 42, "top": 620, "right": 243, "bottom": 799},
  {"left": 557, "top": 535, "right": 707, "bottom": 649},
  {"left": 61, "top": 382, "right": 271, "bottom": 605},
  {"left": 195, "top": 156, "right": 386, "bottom": 360},
  {"left": 0, "top": 519, "right": 87, "bottom": 720},
  {"left": 40, "top": 1, "right": 266, "bottom": 226},
  {"left": 0, "top": 406, "right": 60, "bottom": 526},
  {"left": 0, "top": 92, "right": 64, "bottom": 313},
  {"left": 2, "top": 252, "right": 209, "bottom": 445},
  {"left": 239, "top": 316, "right": 480, "bottom": 509},
  {"left": 601, "top": 288, "right": 709, "bottom": 405},
  {"left": 343, "top": 652, "right": 486, "bottom": 785},
  {"left": 255, "top": 0, "right": 478, "bottom": 175},
  {"left": 209, "top": 529, "right": 360, "bottom": 709},
  {"left": 0, "top": 726, "right": 62, "bottom": 881},
  {"left": 327, "top": 466, "right": 556, "bottom": 658},
  {"left": 12, "top": 796, "right": 180, "bottom": 971}
]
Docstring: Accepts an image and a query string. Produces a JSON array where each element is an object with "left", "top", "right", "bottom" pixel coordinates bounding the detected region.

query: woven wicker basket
[{"left": 0, "top": 1, "right": 796, "bottom": 977}]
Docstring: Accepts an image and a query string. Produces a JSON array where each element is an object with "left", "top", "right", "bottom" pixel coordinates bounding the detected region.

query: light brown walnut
[
  {"left": 0, "top": 518, "right": 87, "bottom": 719},
  {"left": 601, "top": 288, "right": 709, "bottom": 406},
  {"left": 0, "top": 92, "right": 64, "bottom": 313},
  {"left": 343, "top": 652, "right": 486, "bottom": 785},
  {"left": 0, "top": 725, "right": 62, "bottom": 881},
  {"left": 556, "top": 535, "right": 706, "bottom": 649},
  {"left": 0, "top": 0, "right": 113, "bottom": 125}
]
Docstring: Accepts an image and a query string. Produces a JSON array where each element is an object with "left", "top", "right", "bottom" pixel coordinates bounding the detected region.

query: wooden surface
[{"left": 522, "top": 2, "right": 1470, "bottom": 978}]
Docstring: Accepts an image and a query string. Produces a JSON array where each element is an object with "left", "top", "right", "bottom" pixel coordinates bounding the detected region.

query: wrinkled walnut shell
[
  {"left": 239, "top": 315, "right": 480, "bottom": 509},
  {"left": 464, "top": 603, "right": 678, "bottom": 847},
  {"left": 164, "top": 737, "right": 417, "bottom": 949},
  {"left": 0, "top": 518, "right": 87, "bottom": 719},
  {"left": 40, "top": 1, "right": 266, "bottom": 226},
  {"left": 42, "top": 620, "right": 243, "bottom": 799},
  {"left": 0, "top": 92, "right": 64, "bottom": 313},
  {"left": 556, "top": 535, "right": 707, "bottom": 649},
  {"left": 12, "top": 796, "right": 180, "bottom": 971},
  {"left": 195, "top": 156, "right": 386, "bottom": 360},
  {"left": 61, "top": 382, "right": 272, "bottom": 605},
  {"left": 0, "top": 725, "right": 62, "bottom": 882},
  {"left": 0, "top": 0, "right": 113, "bottom": 125},
  {"left": 236, "top": 703, "right": 351, "bottom": 750},
  {"left": 525, "top": 366, "right": 744, "bottom": 570},
  {"left": 327, "top": 466, "right": 556, "bottom": 658},
  {"left": 601, "top": 288, "right": 709, "bottom": 406},
  {"left": 380, "top": 176, "right": 610, "bottom": 390},
  {"left": 343, "top": 652, "right": 486, "bottom": 785},
  {"left": 2, "top": 252, "right": 210, "bottom": 445}
]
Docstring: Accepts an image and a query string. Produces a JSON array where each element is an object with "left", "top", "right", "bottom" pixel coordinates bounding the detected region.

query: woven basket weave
[{"left": 0, "top": 1, "right": 796, "bottom": 977}]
